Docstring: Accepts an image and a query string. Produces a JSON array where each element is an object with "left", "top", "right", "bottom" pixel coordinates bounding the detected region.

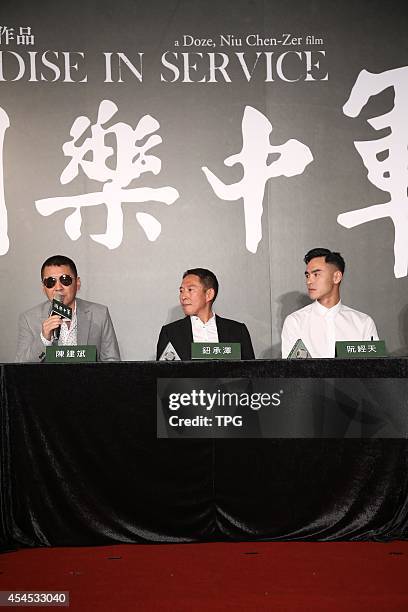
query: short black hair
[
  {"left": 304, "top": 248, "right": 345, "bottom": 274},
  {"left": 183, "top": 268, "right": 219, "bottom": 302},
  {"left": 41, "top": 255, "right": 78, "bottom": 279}
]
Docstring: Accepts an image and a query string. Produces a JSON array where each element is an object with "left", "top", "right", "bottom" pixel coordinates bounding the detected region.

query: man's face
[
  {"left": 42, "top": 264, "right": 80, "bottom": 309},
  {"left": 179, "top": 274, "right": 214, "bottom": 319},
  {"left": 304, "top": 257, "right": 342, "bottom": 302}
]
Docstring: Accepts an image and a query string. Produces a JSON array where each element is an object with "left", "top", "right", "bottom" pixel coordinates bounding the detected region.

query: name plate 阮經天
[{"left": 335, "top": 340, "right": 387, "bottom": 358}]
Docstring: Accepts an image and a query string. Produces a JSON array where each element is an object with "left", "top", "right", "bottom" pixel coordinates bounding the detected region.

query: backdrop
[{"left": 1, "top": 0, "right": 408, "bottom": 361}]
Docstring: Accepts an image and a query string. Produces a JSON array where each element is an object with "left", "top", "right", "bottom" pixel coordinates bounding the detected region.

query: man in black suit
[{"left": 156, "top": 268, "right": 255, "bottom": 360}]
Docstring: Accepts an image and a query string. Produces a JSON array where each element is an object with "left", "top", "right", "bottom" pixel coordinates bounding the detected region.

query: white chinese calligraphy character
[
  {"left": 16, "top": 26, "right": 34, "bottom": 45},
  {"left": 36, "top": 100, "right": 179, "bottom": 249},
  {"left": 202, "top": 105, "right": 313, "bottom": 253},
  {"left": 338, "top": 66, "right": 408, "bottom": 278},
  {"left": 0, "top": 106, "right": 10, "bottom": 255},
  {"left": 0, "top": 26, "right": 14, "bottom": 45}
]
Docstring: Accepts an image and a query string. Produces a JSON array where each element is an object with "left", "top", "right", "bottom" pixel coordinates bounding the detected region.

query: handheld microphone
[{"left": 52, "top": 292, "right": 64, "bottom": 342}]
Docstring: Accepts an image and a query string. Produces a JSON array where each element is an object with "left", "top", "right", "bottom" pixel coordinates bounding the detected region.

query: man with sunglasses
[{"left": 15, "top": 255, "right": 120, "bottom": 362}]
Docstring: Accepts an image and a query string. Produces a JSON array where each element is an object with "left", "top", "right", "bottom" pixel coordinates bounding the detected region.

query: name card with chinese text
[
  {"left": 51, "top": 298, "right": 72, "bottom": 320},
  {"left": 191, "top": 342, "right": 241, "bottom": 360},
  {"left": 45, "top": 345, "right": 97, "bottom": 363},
  {"left": 335, "top": 340, "right": 387, "bottom": 358}
]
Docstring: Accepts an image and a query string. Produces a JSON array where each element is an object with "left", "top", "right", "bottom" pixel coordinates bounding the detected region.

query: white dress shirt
[
  {"left": 190, "top": 313, "right": 219, "bottom": 343},
  {"left": 281, "top": 300, "right": 379, "bottom": 358}
]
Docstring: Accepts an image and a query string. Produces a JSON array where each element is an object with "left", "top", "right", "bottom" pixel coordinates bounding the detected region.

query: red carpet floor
[{"left": 1, "top": 541, "right": 407, "bottom": 611}]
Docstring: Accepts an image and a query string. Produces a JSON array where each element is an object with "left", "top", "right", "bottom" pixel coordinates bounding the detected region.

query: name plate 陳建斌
[
  {"left": 191, "top": 342, "right": 241, "bottom": 360},
  {"left": 335, "top": 340, "right": 387, "bottom": 358},
  {"left": 45, "top": 345, "right": 97, "bottom": 363}
]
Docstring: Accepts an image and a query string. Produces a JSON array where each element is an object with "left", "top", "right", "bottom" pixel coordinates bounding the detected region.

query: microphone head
[{"left": 48, "top": 292, "right": 63, "bottom": 316}]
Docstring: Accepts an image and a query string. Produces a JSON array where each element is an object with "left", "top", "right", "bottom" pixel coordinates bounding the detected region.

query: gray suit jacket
[{"left": 15, "top": 297, "right": 120, "bottom": 362}]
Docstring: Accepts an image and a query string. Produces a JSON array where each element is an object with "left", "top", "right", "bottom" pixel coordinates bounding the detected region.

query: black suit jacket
[{"left": 156, "top": 315, "right": 255, "bottom": 360}]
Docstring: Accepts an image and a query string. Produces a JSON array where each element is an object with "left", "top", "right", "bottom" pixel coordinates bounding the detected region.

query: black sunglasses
[{"left": 42, "top": 274, "right": 73, "bottom": 289}]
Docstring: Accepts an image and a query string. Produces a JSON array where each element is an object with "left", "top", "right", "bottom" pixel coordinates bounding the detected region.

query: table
[{"left": 1, "top": 359, "right": 407, "bottom": 548}]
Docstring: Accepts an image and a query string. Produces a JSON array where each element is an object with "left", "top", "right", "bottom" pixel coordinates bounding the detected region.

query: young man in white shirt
[{"left": 281, "top": 248, "right": 378, "bottom": 358}]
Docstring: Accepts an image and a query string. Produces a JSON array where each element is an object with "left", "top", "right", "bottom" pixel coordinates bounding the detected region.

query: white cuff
[{"left": 40, "top": 332, "right": 53, "bottom": 346}]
